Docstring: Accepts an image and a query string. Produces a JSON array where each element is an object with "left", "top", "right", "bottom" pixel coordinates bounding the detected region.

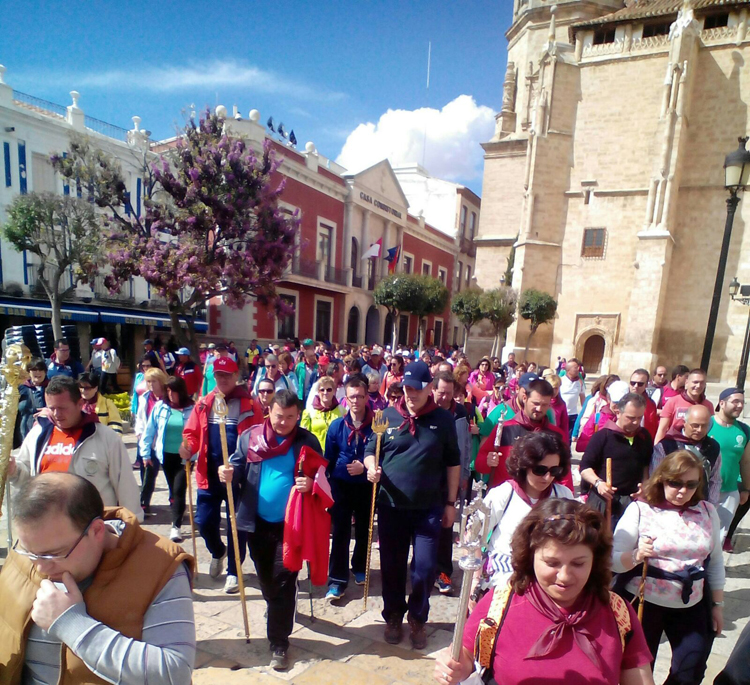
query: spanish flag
[{"left": 384, "top": 245, "right": 400, "bottom": 274}]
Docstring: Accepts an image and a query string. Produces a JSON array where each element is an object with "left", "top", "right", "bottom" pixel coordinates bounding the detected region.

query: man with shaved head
[{"left": 651, "top": 403, "right": 722, "bottom": 505}]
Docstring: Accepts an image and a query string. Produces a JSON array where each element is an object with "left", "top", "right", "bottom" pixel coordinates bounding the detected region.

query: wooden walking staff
[
  {"left": 364, "top": 410, "right": 388, "bottom": 610},
  {"left": 489, "top": 414, "right": 505, "bottom": 488},
  {"left": 182, "top": 438, "right": 198, "bottom": 566},
  {"left": 605, "top": 457, "right": 613, "bottom": 532},
  {"left": 214, "top": 391, "right": 250, "bottom": 643},
  {"left": 451, "top": 493, "right": 490, "bottom": 662},
  {"left": 637, "top": 560, "right": 648, "bottom": 623}
]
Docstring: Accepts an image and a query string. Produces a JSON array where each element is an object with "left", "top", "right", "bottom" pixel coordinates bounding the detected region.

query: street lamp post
[
  {"left": 700, "top": 137, "right": 750, "bottom": 373},
  {"left": 729, "top": 276, "right": 750, "bottom": 390}
]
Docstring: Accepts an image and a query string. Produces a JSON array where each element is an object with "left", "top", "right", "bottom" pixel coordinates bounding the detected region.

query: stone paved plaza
[{"left": 1, "top": 432, "right": 748, "bottom": 684}]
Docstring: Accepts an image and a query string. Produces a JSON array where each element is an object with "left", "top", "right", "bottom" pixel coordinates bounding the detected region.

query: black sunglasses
[
  {"left": 666, "top": 479, "right": 700, "bottom": 490},
  {"left": 630, "top": 381, "right": 646, "bottom": 388},
  {"left": 530, "top": 464, "right": 564, "bottom": 478}
]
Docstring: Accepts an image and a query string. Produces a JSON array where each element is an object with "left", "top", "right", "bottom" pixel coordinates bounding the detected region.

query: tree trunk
[
  {"left": 49, "top": 294, "right": 63, "bottom": 342},
  {"left": 524, "top": 325, "right": 537, "bottom": 362},
  {"left": 168, "top": 307, "right": 199, "bottom": 359},
  {"left": 418, "top": 319, "right": 426, "bottom": 354},
  {"left": 391, "top": 315, "right": 398, "bottom": 351},
  {"left": 463, "top": 325, "right": 472, "bottom": 353}
]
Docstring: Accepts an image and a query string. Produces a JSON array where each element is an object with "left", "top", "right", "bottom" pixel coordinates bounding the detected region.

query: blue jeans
[
  {"left": 195, "top": 486, "right": 247, "bottom": 576},
  {"left": 377, "top": 505, "right": 442, "bottom": 624}
]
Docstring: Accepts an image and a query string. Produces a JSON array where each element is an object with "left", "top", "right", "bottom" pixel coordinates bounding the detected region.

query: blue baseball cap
[
  {"left": 402, "top": 361, "right": 433, "bottom": 389},
  {"left": 177, "top": 347, "right": 191, "bottom": 356}
]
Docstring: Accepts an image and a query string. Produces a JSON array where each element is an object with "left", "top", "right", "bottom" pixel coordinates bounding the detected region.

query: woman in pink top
[
  {"left": 613, "top": 450, "right": 724, "bottom": 684},
  {"left": 434, "top": 498, "right": 653, "bottom": 685},
  {"left": 468, "top": 357, "right": 495, "bottom": 393}
]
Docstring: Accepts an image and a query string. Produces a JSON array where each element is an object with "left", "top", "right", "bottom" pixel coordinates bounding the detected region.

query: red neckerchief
[
  {"left": 345, "top": 406, "right": 373, "bottom": 444},
  {"left": 312, "top": 393, "right": 339, "bottom": 413},
  {"left": 246, "top": 419, "right": 298, "bottom": 460},
  {"left": 510, "top": 479, "right": 553, "bottom": 506},
  {"left": 82, "top": 392, "right": 99, "bottom": 415},
  {"left": 680, "top": 390, "right": 707, "bottom": 405},
  {"left": 395, "top": 395, "right": 437, "bottom": 436},
  {"left": 665, "top": 426, "right": 698, "bottom": 445},
  {"left": 524, "top": 581, "right": 602, "bottom": 670}
]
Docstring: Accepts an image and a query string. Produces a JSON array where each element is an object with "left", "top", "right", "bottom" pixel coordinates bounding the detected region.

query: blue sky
[{"left": 2, "top": 1, "right": 513, "bottom": 190}]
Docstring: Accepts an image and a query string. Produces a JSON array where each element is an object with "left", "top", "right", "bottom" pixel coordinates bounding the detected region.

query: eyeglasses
[
  {"left": 267, "top": 364, "right": 278, "bottom": 369},
  {"left": 13, "top": 517, "right": 99, "bottom": 562},
  {"left": 258, "top": 389, "right": 274, "bottom": 394},
  {"left": 665, "top": 479, "right": 700, "bottom": 490},
  {"left": 530, "top": 464, "right": 565, "bottom": 478},
  {"left": 655, "top": 372, "right": 666, "bottom": 377},
  {"left": 319, "top": 388, "right": 334, "bottom": 394},
  {"left": 630, "top": 381, "right": 646, "bottom": 388}
]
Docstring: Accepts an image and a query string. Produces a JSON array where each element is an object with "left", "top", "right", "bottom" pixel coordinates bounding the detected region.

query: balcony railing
[
  {"left": 325, "top": 265, "right": 348, "bottom": 286},
  {"left": 13, "top": 90, "right": 67, "bottom": 119},
  {"left": 352, "top": 274, "right": 362, "bottom": 288},
  {"left": 291, "top": 257, "right": 319, "bottom": 279}
]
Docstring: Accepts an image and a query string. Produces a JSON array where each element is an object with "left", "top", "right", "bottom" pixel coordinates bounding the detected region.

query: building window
[
  {"left": 469, "top": 212, "right": 477, "bottom": 240},
  {"left": 422, "top": 260, "right": 432, "bottom": 277},
  {"left": 466, "top": 265, "right": 471, "bottom": 286},
  {"left": 315, "top": 299, "right": 332, "bottom": 342},
  {"left": 398, "top": 314, "right": 409, "bottom": 346},
  {"left": 459, "top": 206, "right": 468, "bottom": 237},
  {"left": 642, "top": 22, "right": 670, "bottom": 38},
  {"left": 703, "top": 13, "right": 729, "bottom": 29},
  {"left": 593, "top": 27, "right": 616, "bottom": 44},
  {"left": 452, "top": 326, "right": 458, "bottom": 346},
  {"left": 581, "top": 227, "right": 607, "bottom": 259},
  {"left": 438, "top": 267, "right": 447, "bottom": 285},
  {"left": 403, "top": 254, "right": 413, "bottom": 274},
  {"left": 457, "top": 261, "right": 463, "bottom": 292},
  {"left": 434, "top": 319, "right": 443, "bottom": 349},
  {"left": 277, "top": 294, "right": 297, "bottom": 339}
]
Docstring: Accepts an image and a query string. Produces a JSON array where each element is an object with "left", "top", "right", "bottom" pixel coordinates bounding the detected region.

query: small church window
[
  {"left": 642, "top": 22, "right": 671, "bottom": 38},
  {"left": 581, "top": 228, "right": 607, "bottom": 259},
  {"left": 593, "top": 27, "right": 616, "bottom": 45},
  {"left": 703, "top": 13, "right": 729, "bottom": 29}
]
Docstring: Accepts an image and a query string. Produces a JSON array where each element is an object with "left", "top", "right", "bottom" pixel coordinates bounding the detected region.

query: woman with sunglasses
[
  {"left": 301, "top": 375, "right": 344, "bottom": 447},
  {"left": 470, "top": 432, "right": 574, "bottom": 605},
  {"left": 468, "top": 358, "right": 495, "bottom": 395},
  {"left": 613, "top": 450, "right": 725, "bottom": 684},
  {"left": 78, "top": 371, "right": 123, "bottom": 434},
  {"left": 380, "top": 355, "right": 405, "bottom": 395}
]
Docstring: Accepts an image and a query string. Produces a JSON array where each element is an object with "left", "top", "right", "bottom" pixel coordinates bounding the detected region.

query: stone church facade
[{"left": 475, "top": 0, "right": 750, "bottom": 382}]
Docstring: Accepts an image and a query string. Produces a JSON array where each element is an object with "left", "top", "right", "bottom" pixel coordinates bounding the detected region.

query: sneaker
[
  {"left": 435, "top": 573, "right": 453, "bottom": 595},
  {"left": 224, "top": 575, "right": 239, "bottom": 594},
  {"left": 169, "top": 526, "right": 183, "bottom": 543},
  {"left": 384, "top": 616, "right": 403, "bottom": 644},
  {"left": 325, "top": 585, "right": 345, "bottom": 602},
  {"left": 269, "top": 646, "right": 289, "bottom": 671},
  {"left": 353, "top": 572, "right": 366, "bottom": 586},
  {"left": 209, "top": 552, "right": 227, "bottom": 579},
  {"left": 723, "top": 537, "right": 734, "bottom": 553},
  {"left": 408, "top": 615, "right": 427, "bottom": 649}
]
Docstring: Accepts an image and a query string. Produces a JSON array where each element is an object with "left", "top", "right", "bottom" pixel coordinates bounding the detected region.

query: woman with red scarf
[
  {"left": 434, "top": 499, "right": 654, "bottom": 685},
  {"left": 301, "top": 376, "right": 344, "bottom": 446},
  {"left": 78, "top": 371, "right": 123, "bottom": 434},
  {"left": 380, "top": 354, "right": 405, "bottom": 395}
]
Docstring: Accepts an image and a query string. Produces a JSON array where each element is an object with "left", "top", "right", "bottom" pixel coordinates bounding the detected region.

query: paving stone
[
  {"left": 291, "top": 659, "right": 394, "bottom": 684},
  {"left": 344, "top": 642, "right": 437, "bottom": 684}
]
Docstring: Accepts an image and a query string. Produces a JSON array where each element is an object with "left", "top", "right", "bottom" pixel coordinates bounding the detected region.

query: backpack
[{"left": 474, "top": 584, "right": 632, "bottom": 680}]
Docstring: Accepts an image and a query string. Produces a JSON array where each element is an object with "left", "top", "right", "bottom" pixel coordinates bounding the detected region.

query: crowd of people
[{"left": 2, "top": 334, "right": 750, "bottom": 684}]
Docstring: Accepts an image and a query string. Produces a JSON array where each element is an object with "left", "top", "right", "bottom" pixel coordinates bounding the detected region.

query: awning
[
  {"left": 0, "top": 300, "right": 98, "bottom": 323},
  {"left": 99, "top": 308, "right": 208, "bottom": 332}
]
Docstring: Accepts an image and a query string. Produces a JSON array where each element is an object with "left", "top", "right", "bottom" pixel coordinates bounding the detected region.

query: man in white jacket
[{"left": 7, "top": 376, "right": 142, "bottom": 522}]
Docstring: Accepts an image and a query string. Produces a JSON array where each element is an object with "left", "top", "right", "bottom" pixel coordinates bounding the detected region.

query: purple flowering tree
[{"left": 51, "top": 112, "right": 299, "bottom": 353}]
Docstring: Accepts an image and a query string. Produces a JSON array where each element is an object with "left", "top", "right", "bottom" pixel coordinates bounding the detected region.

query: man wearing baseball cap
[
  {"left": 294, "top": 339, "right": 319, "bottom": 405},
  {"left": 362, "top": 345, "right": 387, "bottom": 383},
  {"left": 175, "top": 347, "right": 203, "bottom": 398},
  {"left": 364, "top": 361, "right": 460, "bottom": 649},
  {"left": 181, "top": 356, "right": 255, "bottom": 590}
]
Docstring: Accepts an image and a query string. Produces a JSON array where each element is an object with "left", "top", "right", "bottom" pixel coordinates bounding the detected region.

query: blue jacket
[
  {"left": 139, "top": 400, "right": 195, "bottom": 463},
  {"left": 324, "top": 414, "right": 371, "bottom": 483},
  {"left": 47, "top": 358, "right": 84, "bottom": 380},
  {"left": 229, "top": 425, "right": 321, "bottom": 533}
]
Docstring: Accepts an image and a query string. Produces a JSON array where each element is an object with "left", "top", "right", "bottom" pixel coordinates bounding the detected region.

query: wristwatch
[
  {"left": 594, "top": 479, "right": 603, "bottom": 490},
  {"left": 712, "top": 601, "right": 725, "bottom": 608},
  {"left": 446, "top": 500, "right": 456, "bottom": 507}
]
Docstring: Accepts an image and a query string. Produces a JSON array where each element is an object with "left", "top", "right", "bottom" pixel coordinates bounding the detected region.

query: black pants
[
  {"left": 636, "top": 595, "right": 712, "bottom": 685},
  {"left": 436, "top": 525, "right": 454, "bottom": 578},
  {"left": 328, "top": 479, "right": 371, "bottom": 589},
  {"left": 715, "top": 620, "right": 750, "bottom": 685},
  {"left": 246, "top": 517, "right": 299, "bottom": 650},
  {"left": 727, "top": 492, "right": 750, "bottom": 542},
  {"left": 378, "top": 505, "right": 442, "bottom": 625},
  {"left": 162, "top": 452, "right": 187, "bottom": 528},
  {"left": 140, "top": 453, "right": 159, "bottom": 508},
  {"left": 99, "top": 371, "right": 120, "bottom": 394}
]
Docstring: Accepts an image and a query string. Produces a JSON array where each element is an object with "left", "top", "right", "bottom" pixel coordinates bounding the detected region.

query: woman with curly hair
[
  {"left": 612, "top": 450, "right": 725, "bottom": 684},
  {"left": 434, "top": 498, "right": 654, "bottom": 685},
  {"left": 468, "top": 357, "right": 495, "bottom": 394},
  {"left": 476, "top": 432, "right": 574, "bottom": 595}
]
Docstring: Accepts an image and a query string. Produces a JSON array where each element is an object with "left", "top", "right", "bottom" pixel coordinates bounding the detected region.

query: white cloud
[
  {"left": 16, "top": 59, "right": 345, "bottom": 102},
  {"left": 336, "top": 95, "right": 495, "bottom": 182}
]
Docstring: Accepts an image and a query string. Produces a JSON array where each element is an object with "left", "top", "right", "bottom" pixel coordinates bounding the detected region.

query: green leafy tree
[
  {"left": 504, "top": 239, "right": 517, "bottom": 286},
  {"left": 451, "top": 288, "right": 485, "bottom": 352},
  {"left": 481, "top": 286, "right": 518, "bottom": 357},
  {"left": 519, "top": 288, "right": 558, "bottom": 360},
  {"left": 1, "top": 192, "right": 102, "bottom": 339},
  {"left": 374, "top": 274, "right": 422, "bottom": 349},
  {"left": 411, "top": 275, "right": 450, "bottom": 352}
]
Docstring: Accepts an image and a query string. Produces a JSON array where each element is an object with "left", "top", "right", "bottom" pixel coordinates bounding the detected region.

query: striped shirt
[{"left": 23, "top": 522, "right": 195, "bottom": 685}]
